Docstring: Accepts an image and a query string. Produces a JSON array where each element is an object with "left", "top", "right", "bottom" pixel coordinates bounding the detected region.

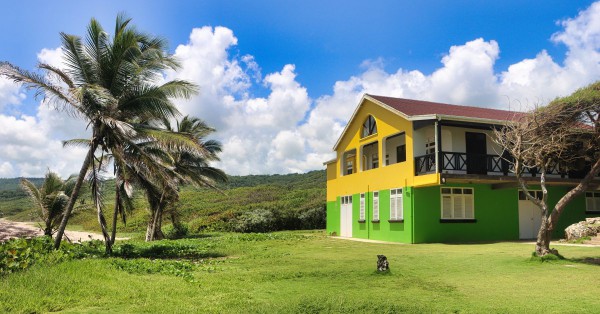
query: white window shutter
[
  {"left": 390, "top": 194, "right": 397, "bottom": 220},
  {"left": 397, "top": 193, "right": 403, "bottom": 219},
  {"left": 442, "top": 195, "right": 452, "bottom": 218},
  {"left": 453, "top": 196, "right": 463, "bottom": 219},
  {"left": 373, "top": 193, "right": 379, "bottom": 220},
  {"left": 464, "top": 195, "right": 474, "bottom": 219},
  {"left": 360, "top": 194, "right": 365, "bottom": 220}
]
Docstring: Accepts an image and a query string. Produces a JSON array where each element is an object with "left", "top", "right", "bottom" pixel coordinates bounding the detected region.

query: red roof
[{"left": 368, "top": 94, "right": 525, "bottom": 122}]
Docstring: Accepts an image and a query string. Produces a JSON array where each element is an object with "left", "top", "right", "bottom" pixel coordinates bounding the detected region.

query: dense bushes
[
  {"left": 0, "top": 237, "right": 104, "bottom": 276},
  {"left": 231, "top": 205, "right": 325, "bottom": 233},
  {"left": 1, "top": 171, "right": 327, "bottom": 235}
]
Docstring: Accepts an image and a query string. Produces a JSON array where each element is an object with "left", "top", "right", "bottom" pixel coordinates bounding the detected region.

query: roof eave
[
  {"left": 436, "top": 114, "right": 512, "bottom": 125},
  {"left": 323, "top": 158, "right": 336, "bottom": 166},
  {"left": 331, "top": 94, "right": 411, "bottom": 151}
]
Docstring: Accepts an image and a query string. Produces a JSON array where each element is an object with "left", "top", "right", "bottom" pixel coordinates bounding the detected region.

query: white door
[
  {"left": 340, "top": 196, "right": 353, "bottom": 237},
  {"left": 518, "top": 191, "right": 542, "bottom": 239}
]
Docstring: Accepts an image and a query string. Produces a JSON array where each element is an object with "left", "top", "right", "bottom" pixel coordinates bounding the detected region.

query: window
[
  {"left": 518, "top": 190, "right": 543, "bottom": 201},
  {"left": 441, "top": 188, "right": 474, "bottom": 220},
  {"left": 385, "top": 154, "right": 390, "bottom": 166},
  {"left": 346, "top": 159, "right": 353, "bottom": 175},
  {"left": 359, "top": 193, "right": 366, "bottom": 221},
  {"left": 396, "top": 145, "right": 406, "bottom": 163},
  {"left": 586, "top": 192, "right": 600, "bottom": 212},
  {"left": 390, "top": 188, "right": 403, "bottom": 221},
  {"left": 341, "top": 195, "right": 353, "bottom": 205},
  {"left": 373, "top": 191, "right": 380, "bottom": 221},
  {"left": 361, "top": 115, "right": 377, "bottom": 138},
  {"left": 372, "top": 154, "right": 379, "bottom": 169}
]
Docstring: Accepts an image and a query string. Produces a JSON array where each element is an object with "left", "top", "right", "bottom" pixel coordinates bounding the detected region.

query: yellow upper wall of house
[{"left": 326, "top": 99, "right": 439, "bottom": 201}]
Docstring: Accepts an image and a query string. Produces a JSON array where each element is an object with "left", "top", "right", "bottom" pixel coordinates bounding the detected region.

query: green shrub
[
  {"left": 230, "top": 206, "right": 326, "bottom": 233},
  {"left": 164, "top": 222, "right": 189, "bottom": 239},
  {"left": 110, "top": 258, "right": 197, "bottom": 282},
  {"left": 298, "top": 206, "right": 326, "bottom": 229},
  {"left": 113, "top": 240, "right": 223, "bottom": 259},
  {"left": 0, "top": 237, "right": 104, "bottom": 276},
  {"left": 232, "top": 208, "right": 276, "bottom": 233}
]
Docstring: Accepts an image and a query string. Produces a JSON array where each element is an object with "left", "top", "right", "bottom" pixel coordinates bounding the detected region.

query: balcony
[{"left": 415, "top": 152, "right": 567, "bottom": 177}]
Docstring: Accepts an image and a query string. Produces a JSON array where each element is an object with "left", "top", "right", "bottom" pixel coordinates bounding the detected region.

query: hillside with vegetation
[{"left": 0, "top": 170, "right": 326, "bottom": 235}]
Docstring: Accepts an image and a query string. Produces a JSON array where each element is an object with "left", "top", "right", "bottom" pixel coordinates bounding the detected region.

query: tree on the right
[{"left": 495, "top": 81, "right": 600, "bottom": 257}]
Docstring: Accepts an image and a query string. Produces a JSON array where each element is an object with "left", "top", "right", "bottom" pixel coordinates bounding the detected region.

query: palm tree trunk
[
  {"left": 54, "top": 142, "right": 97, "bottom": 249},
  {"left": 44, "top": 222, "right": 53, "bottom": 237},
  {"left": 110, "top": 185, "right": 120, "bottom": 245},
  {"left": 96, "top": 200, "right": 112, "bottom": 254}
]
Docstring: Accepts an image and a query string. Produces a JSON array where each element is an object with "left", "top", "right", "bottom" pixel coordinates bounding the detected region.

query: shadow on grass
[
  {"left": 113, "top": 242, "right": 226, "bottom": 260},
  {"left": 567, "top": 257, "right": 600, "bottom": 266}
]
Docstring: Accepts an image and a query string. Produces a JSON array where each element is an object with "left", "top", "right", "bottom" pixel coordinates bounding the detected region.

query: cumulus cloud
[
  {"left": 0, "top": 46, "right": 88, "bottom": 178},
  {"left": 4, "top": 2, "right": 600, "bottom": 177},
  {"left": 0, "top": 77, "right": 25, "bottom": 112}
]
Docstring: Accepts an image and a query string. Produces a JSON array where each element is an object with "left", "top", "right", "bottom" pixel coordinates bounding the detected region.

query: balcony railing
[{"left": 414, "top": 152, "right": 568, "bottom": 177}]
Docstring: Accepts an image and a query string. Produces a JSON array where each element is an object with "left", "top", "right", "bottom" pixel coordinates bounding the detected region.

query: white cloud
[
  {"left": 0, "top": 114, "right": 87, "bottom": 177},
  {"left": 4, "top": 2, "right": 600, "bottom": 177},
  {"left": 0, "top": 46, "right": 89, "bottom": 178},
  {"left": 0, "top": 77, "right": 25, "bottom": 111}
]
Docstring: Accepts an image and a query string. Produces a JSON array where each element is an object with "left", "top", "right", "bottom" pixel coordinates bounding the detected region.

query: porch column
[{"left": 435, "top": 120, "right": 442, "bottom": 173}]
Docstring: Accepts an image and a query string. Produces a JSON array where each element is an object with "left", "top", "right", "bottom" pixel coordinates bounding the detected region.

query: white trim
[
  {"left": 373, "top": 191, "right": 380, "bottom": 221},
  {"left": 332, "top": 94, "right": 411, "bottom": 150},
  {"left": 331, "top": 94, "right": 519, "bottom": 151},
  {"left": 323, "top": 158, "right": 336, "bottom": 166},
  {"left": 359, "top": 193, "right": 366, "bottom": 221},
  {"left": 585, "top": 192, "right": 600, "bottom": 212},
  {"left": 440, "top": 187, "right": 474, "bottom": 219},
  {"left": 390, "top": 188, "right": 403, "bottom": 220}
]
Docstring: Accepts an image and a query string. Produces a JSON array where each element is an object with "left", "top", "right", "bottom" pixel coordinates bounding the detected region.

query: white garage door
[{"left": 518, "top": 191, "right": 543, "bottom": 239}]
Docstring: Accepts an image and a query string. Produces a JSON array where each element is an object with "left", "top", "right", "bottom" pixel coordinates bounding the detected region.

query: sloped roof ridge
[{"left": 367, "top": 94, "right": 523, "bottom": 121}]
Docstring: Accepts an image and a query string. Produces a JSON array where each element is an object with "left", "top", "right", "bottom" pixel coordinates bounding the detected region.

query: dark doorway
[{"left": 465, "top": 132, "right": 487, "bottom": 175}]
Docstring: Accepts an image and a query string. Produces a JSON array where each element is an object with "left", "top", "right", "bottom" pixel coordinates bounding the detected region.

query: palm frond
[{"left": 63, "top": 138, "right": 92, "bottom": 149}]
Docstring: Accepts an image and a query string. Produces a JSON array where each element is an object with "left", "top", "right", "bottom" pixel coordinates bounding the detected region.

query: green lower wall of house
[
  {"left": 325, "top": 188, "right": 414, "bottom": 243},
  {"left": 412, "top": 183, "right": 517, "bottom": 243},
  {"left": 412, "top": 183, "right": 590, "bottom": 243},
  {"left": 326, "top": 183, "right": 592, "bottom": 244},
  {"left": 326, "top": 199, "right": 340, "bottom": 235}
]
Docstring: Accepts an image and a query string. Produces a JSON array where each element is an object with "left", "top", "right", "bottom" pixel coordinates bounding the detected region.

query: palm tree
[
  {"left": 20, "top": 171, "right": 76, "bottom": 237},
  {"left": 146, "top": 116, "right": 227, "bottom": 241},
  {"left": 120, "top": 116, "right": 227, "bottom": 241},
  {"left": 1, "top": 15, "right": 198, "bottom": 252}
]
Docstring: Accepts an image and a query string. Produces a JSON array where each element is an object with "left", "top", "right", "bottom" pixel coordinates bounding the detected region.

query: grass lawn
[{"left": 1, "top": 231, "right": 599, "bottom": 313}]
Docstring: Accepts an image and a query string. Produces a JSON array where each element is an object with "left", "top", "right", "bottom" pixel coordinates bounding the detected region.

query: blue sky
[{"left": 1, "top": 1, "right": 599, "bottom": 177}]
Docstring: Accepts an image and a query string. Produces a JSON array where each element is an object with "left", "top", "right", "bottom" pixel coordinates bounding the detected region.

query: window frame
[
  {"left": 359, "top": 193, "right": 366, "bottom": 222},
  {"left": 440, "top": 187, "right": 476, "bottom": 222},
  {"left": 585, "top": 192, "right": 600, "bottom": 213},
  {"left": 389, "top": 188, "right": 403, "bottom": 222},
  {"left": 361, "top": 115, "right": 378, "bottom": 138},
  {"left": 372, "top": 191, "right": 380, "bottom": 222}
]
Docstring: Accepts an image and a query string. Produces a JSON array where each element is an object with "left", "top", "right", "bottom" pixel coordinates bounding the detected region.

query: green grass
[{"left": 1, "top": 232, "right": 600, "bottom": 313}]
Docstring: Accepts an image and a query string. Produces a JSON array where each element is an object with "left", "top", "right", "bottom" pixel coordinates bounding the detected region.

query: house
[{"left": 324, "top": 94, "right": 600, "bottom": 243}]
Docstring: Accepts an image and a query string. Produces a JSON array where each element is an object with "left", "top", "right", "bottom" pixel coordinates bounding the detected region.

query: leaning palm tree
[
  {"left": 143, "top": 116, "right": 227, "bottom": 241},
  {"left": 1, "top": 15, "right": 198, "bottom": 252},
  {"left": 20, "top": 171, "right": 76, "bottom": 237}
]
